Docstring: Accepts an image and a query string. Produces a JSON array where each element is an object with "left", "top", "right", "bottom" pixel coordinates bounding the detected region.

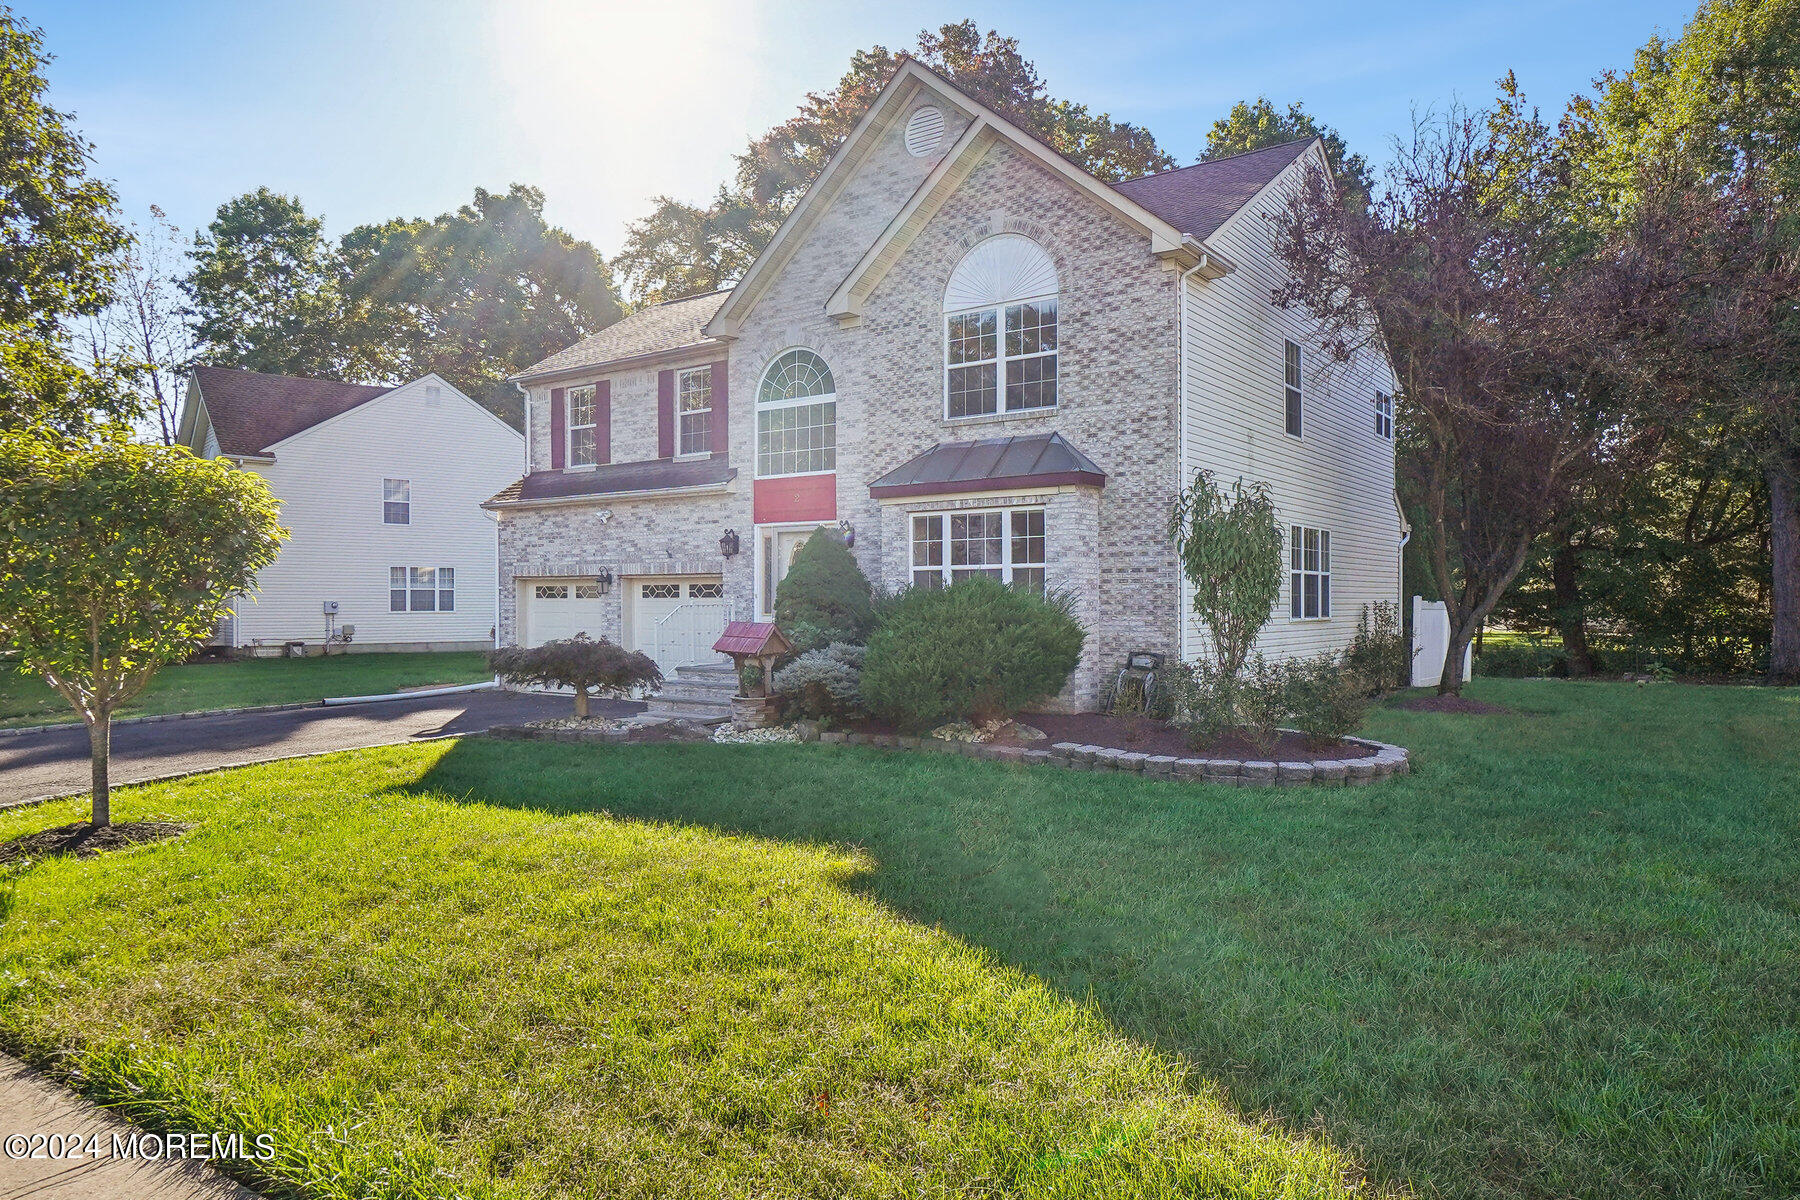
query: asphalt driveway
[{"left": 0, "top": 691, "right": 640, "bottom": 806}]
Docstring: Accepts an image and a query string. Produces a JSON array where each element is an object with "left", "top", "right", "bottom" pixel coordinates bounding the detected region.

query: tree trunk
[
  {"left": 1770, "top": 466, "right": 1800, "bottom": 684},
  {"left": 88, "top": 715, "right": 111, "bottom": 828},
  {"left": 574, "top": 686, "right": 590, "bottom": 719},
  {"left": 1551, "top": 544, "right": 1595, "bottom": 677}
]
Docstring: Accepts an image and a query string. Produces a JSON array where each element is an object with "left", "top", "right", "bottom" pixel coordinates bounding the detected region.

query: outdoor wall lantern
[
  {"left": 596, "top": 570, "right": 614, "bottom": 593},
  {"left": 837, "top": 518, "right": 855, "bottom": 547},
  {"left": 719, "top": 529, "right": 741, "bottom": 558}
]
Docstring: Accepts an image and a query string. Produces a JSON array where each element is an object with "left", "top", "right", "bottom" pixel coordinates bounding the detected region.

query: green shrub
[
  {"left": 861, "top": 578, "right": 1085, "bottom": 732},
  {"left": 775, "top": 529, "right": 874, "bottom": 653},
  {"left": 1175, "top": 652, "right": 1368, "bottom": 750},
  {"left": 489, "top": 635, "right": 662, "bottom": 718},
  {"left": 1282, "top": 652, "right": 1373, "bottom": 742},
  {"left": 1235, "top": 655, "right": 1290, "bottom": 754},
  {"left": 773, "top": 642, "right": 868, "bottom": 722},
  {"left": 1345, "top": 602, "right": 1407, "bottom": 692},
  {"left": 1477, "top": 637, "right": 1566, "bottom": 677}
]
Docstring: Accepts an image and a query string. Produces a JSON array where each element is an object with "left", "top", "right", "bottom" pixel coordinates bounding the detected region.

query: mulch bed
[
  {"left": 1394, "top": 694, "right": 1513, "bottom": 715},
  {"left": 0, "top": 820, "right": 190, "bottom": 864},
  {"left": 1006, "top": 712, "right": 1376, "bottom": 762}
]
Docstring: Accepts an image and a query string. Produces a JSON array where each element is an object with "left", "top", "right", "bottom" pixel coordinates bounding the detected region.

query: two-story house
[
  {"left": 486, "top": 59, "right": 1402, "bottom": 706},
  {"left": 179, "top": 366, "right": 522, "bottom": 653}
]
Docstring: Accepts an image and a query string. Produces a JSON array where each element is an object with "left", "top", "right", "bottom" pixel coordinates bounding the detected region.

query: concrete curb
[
  {"left": 321, "top": 680, "right": 497, "bottom": 706},
  {"left": 0, "top": 682, "right": 498, "bottom": 739}
]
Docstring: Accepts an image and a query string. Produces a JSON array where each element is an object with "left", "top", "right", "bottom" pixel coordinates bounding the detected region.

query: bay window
[{"left": 910, "top": 507, "right": 1047, "bottom": 594}]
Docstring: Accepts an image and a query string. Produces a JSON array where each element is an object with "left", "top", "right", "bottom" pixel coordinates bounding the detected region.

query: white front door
[
  {"left": 628, "top": 578, "right": 728, "bottom": 674},
  {"left": 522, "top": 580, "right": 607, "bottom": 647},
  {"left": 758, "top": 527, "right": 817, "bottom": 618}
]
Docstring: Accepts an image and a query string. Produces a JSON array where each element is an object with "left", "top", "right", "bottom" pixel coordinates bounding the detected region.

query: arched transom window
[
  {"left": 756, "top": 348, "right": 836, "bottom": 477},
  {"left": 944, "top": 234, "right": 1060, "bottom": 419}
]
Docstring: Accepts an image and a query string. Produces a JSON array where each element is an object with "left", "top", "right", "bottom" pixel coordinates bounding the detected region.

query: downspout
[{"left": 516, "top": 381, "right": 532, "bottom": 474}]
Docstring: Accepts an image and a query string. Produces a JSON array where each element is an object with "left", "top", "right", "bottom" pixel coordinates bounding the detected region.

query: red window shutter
[
  {"left": 710, "top": 359, "right": 728, "bottom": 457},
  {"left": 595, "top": 380, "right": 612, "bottom": 465},
  {"left": 549, "top": 387, "right": 566, "bottom": 469},
  {"left": 657, "top": 369, "right": 675, "bottom": 458}
]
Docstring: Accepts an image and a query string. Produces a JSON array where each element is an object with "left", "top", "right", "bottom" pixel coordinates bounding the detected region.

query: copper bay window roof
[{"left": 867, "top": 432, "right": 1105, "bottom": 499}]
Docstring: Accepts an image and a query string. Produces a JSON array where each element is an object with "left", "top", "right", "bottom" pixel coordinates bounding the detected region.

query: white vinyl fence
[{"left": 1411, "top": 596, "right": 1473, "bottom": 688}]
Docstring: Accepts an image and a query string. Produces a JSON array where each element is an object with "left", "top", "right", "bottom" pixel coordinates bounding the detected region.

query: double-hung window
[
  {"left": 383, "top": 478, "right": 410, "bottom": 524},
  {"left": 946, "top": 299, "right": 1058, "bottom": 418},
  {"left": 756, "top": 349, "right": 836, "bottom": 477},
  {"left": 910, "top": 507, "right": 1047, "bottom": 595},
  {"left": 677, "top": 366, "right": 712, "bottom": 457},
  {"left": 567, "top": 384, "right": 598, "bottom": 467},
  {"left": 1284, "top": 340, "right": 1303, "bottom": 437},
  {"left": 390, "top": 566, "right": 454, "bottom": 612},
  {"left": 1289, "top": 527, "right": 1330, "bottom": 619},
  {"left": 1374, "top": 390, "right": 1394, "bottom": 439}
]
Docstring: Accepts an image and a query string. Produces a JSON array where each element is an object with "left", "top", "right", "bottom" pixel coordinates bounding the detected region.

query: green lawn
[
  {"left": 0, "top": 651, "right": 492, "bottom": 728},
  {"left": 2, "top": 679, "right": 1797, "bottom": 1199}
]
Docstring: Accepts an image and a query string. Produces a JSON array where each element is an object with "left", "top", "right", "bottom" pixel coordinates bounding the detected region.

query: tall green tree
[
  {"left": 0, "top": 430, "right": 285, "bottom": 826},
  {"left": 615, "top": 21, "right": 1176, "bottom": 303},
  {"left": 1201, "top": 97, "right": 1374, "bottom": 199},
  {"left": 338, "top": 185, "right": 620, "bottom": 424},
  {"left": 0, "top": 7, "right": 128, "bottom": 433},
  {"left": 182, "top": 188, "right": 345, "bottom": 378}
]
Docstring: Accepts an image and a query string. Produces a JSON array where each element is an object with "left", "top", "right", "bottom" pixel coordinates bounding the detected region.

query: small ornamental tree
[
  {"left": 774, "top": 527, "right": 874, "bottom": 653},
  {"left": 0, "top": 431, "right": 286, "bottom": 827},
  {"left": 488, "top": 634, "right": 663, "bottom": 719},
  {"left": 1167, "top": 471, "right": 1284, "bottom": 679}
]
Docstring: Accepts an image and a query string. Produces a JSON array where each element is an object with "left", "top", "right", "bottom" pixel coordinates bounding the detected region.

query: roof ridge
[
  {"left": 655, "top": 286, "right": 734, "bottom": 306},
  {"left": 1120, "top": 136, "right": 1316, "bottom": 184}
]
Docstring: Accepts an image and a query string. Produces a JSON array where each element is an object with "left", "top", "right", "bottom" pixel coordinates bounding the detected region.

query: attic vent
[
  {"left": 424, "top": 385, "right": 442, "bottom": 407},
  {"left": 904, "top": 106, "right": 944, "bottom": 157}
]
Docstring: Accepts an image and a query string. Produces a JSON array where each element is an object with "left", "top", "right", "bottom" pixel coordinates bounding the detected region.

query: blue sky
[{"left": 27, "top": 0, "right": 1697, "bottom": 256}]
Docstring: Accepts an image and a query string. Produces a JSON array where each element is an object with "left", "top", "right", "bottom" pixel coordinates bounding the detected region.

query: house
[
  {"left": 177, "top": 366, "right": 523, "bottom": 653},
  {"left": 486, "top": 59, "right": 1402, "bottom": 706}
]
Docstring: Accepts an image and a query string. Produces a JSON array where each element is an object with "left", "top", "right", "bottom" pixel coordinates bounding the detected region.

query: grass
[
  {"left": 0, "top": 651, "right": 492, "bottom": 728},
  {"left": 2, "top": 678, "right": 1797, "bottom": 1198}
]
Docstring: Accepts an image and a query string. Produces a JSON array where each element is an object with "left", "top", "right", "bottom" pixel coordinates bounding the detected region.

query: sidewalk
[{"left": 0, "top": 1057, "right": 258, "bottom": 1200}]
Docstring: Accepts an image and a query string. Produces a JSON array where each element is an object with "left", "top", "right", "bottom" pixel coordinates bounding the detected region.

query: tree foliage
[
  {"left": 614, "top": 21, "right": 1175, "bottom": 303},
  {"left": 0, "top": 430, "right": 286, "bottom": 824},
  {"left": 1202, "top": 97, "right": 1374, "bottom": 199},
  {"left": 1167, "top": 471, "right": 1283, "bottom": 680},
  {"left": 78, "top": 206, "right": 192, "bottom": 444},
  {"left": 773, "top": 528, "right": 874, "bottom": 653},
  {"left": 488, "top": 635, "right": 662, "bottom": 719}
]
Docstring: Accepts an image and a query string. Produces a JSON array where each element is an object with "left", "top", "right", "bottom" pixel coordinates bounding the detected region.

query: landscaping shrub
[
  {"left": 1175, "top": 652, "right": 1369, "bottom": 750},
  {"left": 1282, "top": 652, "right": 1373, "bottom": 742},
  {"left": 773, "top": 642, "right": 868, "bottom": 722},
  {"left": 775, "top": 529, "right": 874, "bottom": 653},
  {"left": 1345, "top": 601, "right": 1407, "bottom": 692},
  {"left": 489, "top": 635, "right": 662, "bottom": 718},
  {"left": 861, "top": 578, "right": 1084, "bottom": 732},
  {"left": 1477, "top": 637, "right": 1567, "bottom": 677}
]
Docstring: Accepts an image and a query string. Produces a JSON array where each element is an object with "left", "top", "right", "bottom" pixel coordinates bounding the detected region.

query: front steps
[{"left": 642, "top": 662, "right": 738, "bottom": 724}]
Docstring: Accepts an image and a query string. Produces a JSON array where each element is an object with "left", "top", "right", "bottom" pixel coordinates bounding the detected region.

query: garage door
[
  {"left": 630, "top": 579, "right": 728, "bottom": 675},
  {"left": 522, "top": 580, "right": 607, "bottom": 647}
]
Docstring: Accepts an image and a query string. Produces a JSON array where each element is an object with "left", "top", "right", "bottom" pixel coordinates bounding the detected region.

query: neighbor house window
[
  {"left": 1375, "top": 390, "right": 1394, "bottom": 439},
  {"left": 677, "top": 366, "right": 713, "bottom": 457},
  {"left": 383, "top": 478, "right": 410, "bottom": 524},
  {"left": 756, "top": 349, "right": 836, "bottom": 477},
  {"left": 567, "top": 384, "right": 598, "bottom": 467},
  {"left": 910, "top": 507, "right": 1046, "bottom": 594},
  {"left": 1289, "top": 527, "right": 1330, "bottom": 619},
  {"left": 943, "top": 234, "right": 1060, "bottom": 419},
  {"left": 391, "top": 566, "right": 453, "bottom": 612},
  {"left": 1284, "top": 340, "right": 1303, "bottom": 437}
]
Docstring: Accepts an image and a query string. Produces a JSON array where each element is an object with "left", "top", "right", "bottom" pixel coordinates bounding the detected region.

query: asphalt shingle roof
[
  {"left": 1113, "top": 139, "right": 1315, "bottom": 240},
  {"left": 515, "top": 290, "right": 730, "bottom": 380},
  {"left": 486, "top": 457, "right": 737, "bottom": 506},
  {"left": 192, "top": 366, "right": 394, "bottom": 457}
]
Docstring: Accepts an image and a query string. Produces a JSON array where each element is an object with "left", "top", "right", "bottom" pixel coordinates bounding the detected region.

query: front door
[
  {"left": 760, "top": 527, "right": 816, "bottom": 618},
  {"left": 628, "top": 578, "right": 728, "bottom": 675}
]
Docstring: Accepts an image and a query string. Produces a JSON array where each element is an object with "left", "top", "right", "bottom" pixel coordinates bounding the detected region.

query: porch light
[
  {"left": 837, "top": 519, "right": 854, "bottom": 547},
  {"left": 719, "top": 529, "right": 740, "bottom": 558},
  {"left": 597, "top": 570, "right": 613, "bottom": 593}
]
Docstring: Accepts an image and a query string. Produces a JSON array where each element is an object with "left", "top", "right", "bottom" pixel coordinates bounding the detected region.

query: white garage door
[
  {"left": 522, "top": 580, "right": 607, "bottom": 647},
  {"left": 630, "top": 579, "right": 728, "bottom": 675}
]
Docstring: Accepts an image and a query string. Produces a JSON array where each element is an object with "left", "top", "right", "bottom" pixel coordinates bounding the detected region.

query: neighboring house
[
  {"left": 177, "top": 366, "right": 523, "bottom": 653},
  {"left": 487, "top": 59, "right": 1402, "bottom": 706}
]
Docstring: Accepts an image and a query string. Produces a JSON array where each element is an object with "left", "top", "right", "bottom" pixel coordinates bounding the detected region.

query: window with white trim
[
  {"left": 533, "top": 584, "right": 569, "bottom": 600},
  {"left": 383, "top": 478, "right": 410, "bottom": 524},
  {"left": 1374, "top": 390, "right": 1394, "bottom": 439},
  {"left": 943, "top": 235, "right": 1060, "bottom": 419},
  {"left": 910, "top": 507, "right": 1046, "bottom": 595},
  {"left": 392, "top": 566, "right": 454, "bottom": 612},
  {"left": 1284, "top": 341, "right": 1303, "bottom": 437},
  {"left": 1289, "top": 527, "right": 1330, "bottom": 619},
  {"left": 567, "top": 384, "right": 598, "bottom": 467},
  {"left": 677, "top": 366, "right": 712, "bottom": 457},
  {"left": 756, "top": 350, "right": 836, "bottom": 477}
]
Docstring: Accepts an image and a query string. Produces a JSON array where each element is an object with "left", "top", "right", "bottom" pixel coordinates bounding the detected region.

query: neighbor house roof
[
  {"left": 485, "top": 456, "right": 736, "bottom": 508},
  {"left": 191, "top": 366, "right": 394, "bottom": 457},
  {"left": 1112, "top": 139, "right": 1315, "bottom": 240},
  {"left": 868, "top": 432, "right": 1105, "bottom": 499},
  {"left": 513, "top": 290, "right": 731, "bottom": 382}
]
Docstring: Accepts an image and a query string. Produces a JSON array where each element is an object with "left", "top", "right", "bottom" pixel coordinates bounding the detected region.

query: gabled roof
[
  {"left": 868, "top": 432, "right": 1105, "bottom": 499},
  {"left": 190, "top": 366, "right": 394, "bottom": 457},
  {"left": 1113, "top": 139, "right": 1317, "bottom": 240},
  {"left": 514, "top": 290, "right": 729, "bottom": 382}
]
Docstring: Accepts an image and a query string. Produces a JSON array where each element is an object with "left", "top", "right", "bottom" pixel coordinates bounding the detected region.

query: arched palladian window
[
  {"left": 943, "top": 234, "right": 1060, "bottom": 419},
  {"left": 756, "top": 348, "right": 836, "bottom": 477}
]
